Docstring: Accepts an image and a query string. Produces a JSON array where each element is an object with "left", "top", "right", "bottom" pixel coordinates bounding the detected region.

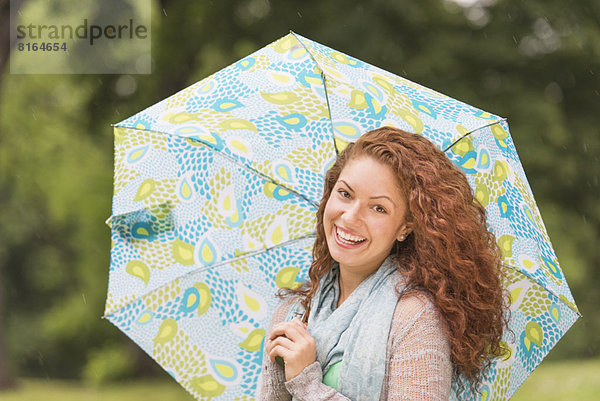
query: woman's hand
[{"left": 266, "top": 317, "right": 317, "bottom": 381}]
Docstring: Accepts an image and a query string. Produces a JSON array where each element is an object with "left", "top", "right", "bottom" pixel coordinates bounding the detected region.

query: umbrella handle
[
  {"left": 275, "top": 355, "right": 285, "bottom": 367},
  {"left": 294, "top": 311, "right": 308, "bottom": 324}
]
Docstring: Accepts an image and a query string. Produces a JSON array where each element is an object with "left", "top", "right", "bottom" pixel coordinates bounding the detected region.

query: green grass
[
  {"left": 0, "top": 359, "right": 598, "bottom": 401},
  {"left": 0, "top": 378, "right": 195, "bottom": 401},
  {"left": 511, "top": 358, "right": 600, "bottom": 401}
]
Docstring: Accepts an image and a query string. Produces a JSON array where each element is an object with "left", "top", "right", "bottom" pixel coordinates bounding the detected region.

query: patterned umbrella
[{"left": 105, "top": 32, "right": 580, "bottom": 400}]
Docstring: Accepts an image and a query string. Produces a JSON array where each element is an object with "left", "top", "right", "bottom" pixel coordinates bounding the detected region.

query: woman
[{"left": 260, "top": 127, "right": 508, "bottom": 401}]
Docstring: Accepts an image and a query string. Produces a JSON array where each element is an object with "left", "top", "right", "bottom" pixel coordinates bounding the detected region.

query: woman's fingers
[
  {"left": 267, "top": 340, "right": 293, "bottom": 362},
  {"left": 269, "top": 334, "right": 294, "bottom": 349},
  {"left": 265, "top": 334, "right": 294, "bottom": 360},
  {"left": 266, "top": 317, "right": 316, "bottom": 381},
  {"left": 269, "top": 318, "right": 309, "bottom": 342},
  {"left": 289, "top": 317, "right": 307, "bottom": 330},
  {"left": 266, "top": 324, "right": 302, "bottom": 362},
  {"left": 268, "top": 342, "right": 294, "bottom": 364}
]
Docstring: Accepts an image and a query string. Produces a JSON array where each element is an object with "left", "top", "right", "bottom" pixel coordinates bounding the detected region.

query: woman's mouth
[{"left": 335, "top": 225, "right": 366, "bottom": 246}]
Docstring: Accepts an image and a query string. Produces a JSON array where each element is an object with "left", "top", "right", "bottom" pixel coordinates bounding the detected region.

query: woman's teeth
[{"left": 336, "top": 227, "right": 366, "bottom": 245}]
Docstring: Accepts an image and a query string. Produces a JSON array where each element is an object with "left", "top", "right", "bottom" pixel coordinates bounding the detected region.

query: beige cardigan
[{"left": 259, "top": 292, "right": 452, "bottom": 401}]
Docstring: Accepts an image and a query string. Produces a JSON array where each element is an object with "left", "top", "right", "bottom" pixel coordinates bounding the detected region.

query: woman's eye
[
  {"left": 338, "top": 190, "right": 351, "bottom": 198},
  {"left": 374, "top": 205, "right": 387, "bottom": 214}
]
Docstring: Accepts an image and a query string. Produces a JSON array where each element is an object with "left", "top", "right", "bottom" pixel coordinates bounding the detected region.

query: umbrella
[{"left": 105, "top": 32, "right": 580, "bottom": 400}]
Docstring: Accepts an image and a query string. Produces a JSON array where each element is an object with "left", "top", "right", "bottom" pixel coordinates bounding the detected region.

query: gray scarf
[{"left": 287, "top": 256, "right": 403, "bottom": 400}]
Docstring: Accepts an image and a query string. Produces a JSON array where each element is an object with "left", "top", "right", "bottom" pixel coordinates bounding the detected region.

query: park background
[{"left": 0, "top": 0, "right": 598, "bottom": 400}]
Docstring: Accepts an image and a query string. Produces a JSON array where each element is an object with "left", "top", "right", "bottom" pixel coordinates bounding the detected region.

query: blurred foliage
[
  {"left": 0, "top": 0, "right": 598, "bottom": 382},
  {"left": 82, "top": 345, "right": 136, "bottom": 387}
]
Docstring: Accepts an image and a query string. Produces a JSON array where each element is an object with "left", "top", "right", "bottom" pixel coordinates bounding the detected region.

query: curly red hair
[{"left": 289, "top": 126, "right": 508, "bottom": 383}]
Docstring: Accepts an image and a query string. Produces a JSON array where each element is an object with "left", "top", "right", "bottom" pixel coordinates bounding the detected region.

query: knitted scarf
[{"left": 287, "top": 256, "right": 403, "bottom": 401}]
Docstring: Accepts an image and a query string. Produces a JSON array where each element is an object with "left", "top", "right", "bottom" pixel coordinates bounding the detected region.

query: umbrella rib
[
  {"left": 502, "top": 262, "right": 581, "bottom": 316},
  {"left": 111, "top": 126, "right": 321, "bottom": 213},
  {"left": 321, "top": 75, "right": 337, "bottom": 155},
  {"left": 290, "top": 31, "right": 339, "bottom": 156},
  {"left": 443, "top": 118, "right": 508, "bottom": 153},
  {"left": 103, "top": 233, "right": 317, "bottom": 319}
]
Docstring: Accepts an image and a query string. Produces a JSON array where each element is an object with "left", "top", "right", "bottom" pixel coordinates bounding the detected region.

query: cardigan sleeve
[
  {"left": 259, "top": 298, "right": 293, "bottom": 401},
  {"left": 381, "top": 293, "right": 452, "bottom": 401}
]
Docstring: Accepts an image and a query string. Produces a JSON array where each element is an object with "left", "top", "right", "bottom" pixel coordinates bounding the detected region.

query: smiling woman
[
  {"left": 260, "top": 127, "right": 509, "bottom": 401},
  {"left": 323, "top": 156, "right": 411, "bottom": 305}
]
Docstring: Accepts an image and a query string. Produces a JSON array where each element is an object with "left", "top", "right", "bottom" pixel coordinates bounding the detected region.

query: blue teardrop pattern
[
  {"left": 332, "top": 121, "right": 362, "bottom": 141},
  {"left": 211, "top": 99, "right": 245, "bottom": 113},
  {"left": 275, "top": 113, "right": 308, "bottom": 131},
  {"left": 194, "top": 236, "right": 220, "bottom": 267},
  {"left": 136, "top": 310, "right": 154, "bottom": 325},
  {"left": 411, "top": 100, "right": 438, "bottom": 119},
  {"left": 224, "top": 199, "right": 245, "bottom": 228},
  {"left": 180, "top": 287, "right": 201, "bottom": 313},
  {"left": 208, "top": 356, "right": 241, "bottom": 385},
  {"left": 542, "top": 256, "right": 562, "bottom": 280},
  {"left": 272, "top": 161, "right": 296, "bottom": 185},
  {"left": 131, "top": 221, "right": 157, "bottom": 241},
  {"left": 126, "top": 144, "right": 150, "bottom": 164},
  {"left": 476, "top": 146, "right": 492, "bottom": 171},
  {"left": 236, "top": 57, "right": 255, "bottom": 71},
  {"left": 195, "top": 79, "right": 216, "bottom": 96},
  {"left": 458, "top": 150, "right": 478, "bottom": 175},
  {"left": 174, "top": 125, "right": 209, "bottom": 138},
  {"left": 176, "top": 172, "right": 195, "bottom": 202}
]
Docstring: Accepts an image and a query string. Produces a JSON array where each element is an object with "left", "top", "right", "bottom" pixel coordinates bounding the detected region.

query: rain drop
[
  {"left": 544, "top": 82, "right": 563, "bottom": 103},
  {"left": 465, "top": 6, "right": 489, "bottom": 28},
  {"left": 162, "top": 8, "right": 167, "bottom": 16},
  {"left": 136, "top": 55, "right": 151, "bottom": 74},
  {"left": 115, "top": 75, "right": 137, "bottom": 97}
]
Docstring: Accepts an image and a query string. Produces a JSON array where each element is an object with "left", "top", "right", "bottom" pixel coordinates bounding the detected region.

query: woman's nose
[{"left": 341, "top": 201, "right": 362, "bottom": 222}]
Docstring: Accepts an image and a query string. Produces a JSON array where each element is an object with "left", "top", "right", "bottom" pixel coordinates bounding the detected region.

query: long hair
[{"left": 286, "top": 126, "right": 508, "bottom": 383}]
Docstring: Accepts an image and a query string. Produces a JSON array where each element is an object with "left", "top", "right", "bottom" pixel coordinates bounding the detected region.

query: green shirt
[{"left": 322, "top": 360, "right": 342, "bottom": 390}]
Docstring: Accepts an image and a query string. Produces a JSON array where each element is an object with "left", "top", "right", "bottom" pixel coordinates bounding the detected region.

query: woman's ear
[{"left": 396, "top": 222, "right": 413, "bottom": 242}]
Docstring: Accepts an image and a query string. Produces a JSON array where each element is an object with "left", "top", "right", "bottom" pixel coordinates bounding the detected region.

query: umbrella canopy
[{"left": 105, "top": 32, "right": 580, "bottom": 400}]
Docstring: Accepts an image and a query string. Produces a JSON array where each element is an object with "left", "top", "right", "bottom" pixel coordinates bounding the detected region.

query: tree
[{"left": 0, "top": 0, "right": 21, "bottom": 390}]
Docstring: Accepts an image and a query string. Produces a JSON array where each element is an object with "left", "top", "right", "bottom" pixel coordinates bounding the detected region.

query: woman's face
[{"left": 323, "top": 156, "right": 411, "bottom": 279}]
